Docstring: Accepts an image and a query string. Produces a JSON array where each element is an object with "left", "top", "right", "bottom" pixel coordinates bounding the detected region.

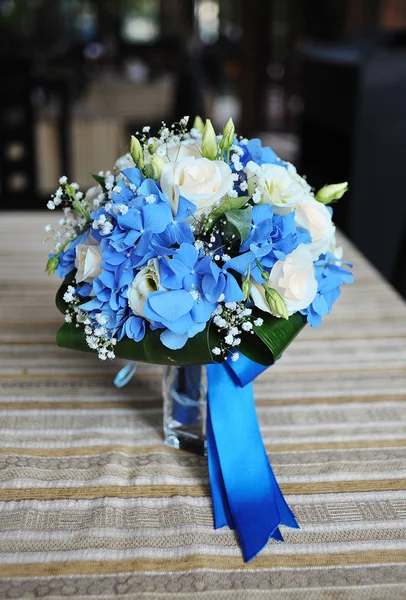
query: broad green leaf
[
  {"left": 56, "top": 322, "right": 221, "bottom": 366},
  {"left": 240, "top": 311, "right": 306, "bottom": 366},
  {"left": 225, "top": 206, "right": 252, "bottom": 243},
  {"left": 91, "top": 173, "right": 106, "bottom": 188},
  {"left": 204, "top": 196, "right": 248, "bottom": 232}
]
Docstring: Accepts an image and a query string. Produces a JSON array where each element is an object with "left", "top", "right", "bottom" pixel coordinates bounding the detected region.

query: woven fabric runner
[{"left": 0, "top": 212, "right": 406, "bottom": 598}]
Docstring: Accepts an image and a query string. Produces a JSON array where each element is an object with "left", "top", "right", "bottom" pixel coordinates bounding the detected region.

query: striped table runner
[{"left": 0, "top": 212, "right": 405, "bottom": 599}]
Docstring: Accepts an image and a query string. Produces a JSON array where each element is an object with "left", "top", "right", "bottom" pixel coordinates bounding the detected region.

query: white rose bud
[
  {"left": 146, "top": 154, "right": 166, "bottom": 180},
  {"left": 130, "top": 135, "right": 144, "bottom": 169},
  {"left": 263, "top": 286, "right": 289, "bottom": 320},
  {"left": 128, "top": 258, "right": 166, "bottom": 318},
  {"left": 316, "top": 182, "right": 348, "bottom": 205},
  {"left": 295, "top": 195, "right": 336, "bottom": 260},
  {"left": 160, "top": 156, "right": 234, "bottom": 216},
  {"left": 220, "top": 118, "right": 235, "bottom": 153},
  {"left": 75, "top": 235, "right": 103, "bottom": 284},
  {"left": 201, "top": 119, "right": 218, "bottom": 160},
  {"left": 193, "top": 115, "right": 205, "bottom": 133}
]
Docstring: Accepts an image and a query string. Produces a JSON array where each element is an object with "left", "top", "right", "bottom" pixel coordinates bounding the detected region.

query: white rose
[
  {"left": 295, "top": 196, "right": 335, "bottom": 260},
  {"left": 287, "top": 162, "right": 312, "bottom": 193},
  {"left": 251, "top": 244, "right": 317, "bottom": 316},
  {"left": 245, "top": 161, "right": 306, "bottom": 214},
  {"left": 128, "top": 258, "right": 166, "bottom": 318},
  {"left": 160, "top": 156, "right": 234, "bottom": 216},
  {"left": 75, "top": 235, "right": 102, "bottom": 284},
  {"left": 163, "top": 137, "right": 202, "bottom": 162}
]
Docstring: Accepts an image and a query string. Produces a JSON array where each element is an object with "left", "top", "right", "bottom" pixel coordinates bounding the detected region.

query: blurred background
[{"left": 0, "top": 0, "right": 405, "bottom": 296}]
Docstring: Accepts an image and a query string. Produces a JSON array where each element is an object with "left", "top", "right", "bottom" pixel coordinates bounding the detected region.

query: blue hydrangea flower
[
  {"left": 143, "top": 243, "right": 224, "bottom": 350},
  {"left": 300, "top": 253, "right": 354, "bottom": 327},
  {"left": 226, "top": 206, "right": 311, "bottom": 280},
  {"left": 237, "top": 138, "right": 287, "bottom": 168},
  {"left": 53, "top": 231, "right": 89, "bottom": 279}
]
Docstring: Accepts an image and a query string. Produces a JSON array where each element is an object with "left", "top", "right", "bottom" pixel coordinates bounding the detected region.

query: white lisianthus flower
[
  {"left": 75, "top": 235, "right": 103, "bottom": 284},
  {"left": 287, "top": 162, "right": 312, "bottom": 193},
  {"left": 245, "top": 161, "right": 305, "bottom": 214},
  {"left": 160, "top": 156, "right": 234, "bottom": 216},
  {"left": 250, "top": 244, "right": 317, "bottom": 316},
  {"left": 295, "top": 195, "right": 335, "bottom": 260},
  {"left": 128, "top": 259, "right": 166, "bottom": 318}
]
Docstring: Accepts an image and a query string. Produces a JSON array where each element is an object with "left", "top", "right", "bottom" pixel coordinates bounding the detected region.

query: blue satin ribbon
[
  {"left": 206, "top": 355, "right": 299, "bottom": 562},
  {"left": 113, "top": 362, "right": 138, "bottom": 388},
  {"left": 114, "top": 356, "right": 298, "bottom": 562}
]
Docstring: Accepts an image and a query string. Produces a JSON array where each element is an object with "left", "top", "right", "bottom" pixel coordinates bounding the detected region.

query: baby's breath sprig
[{"left": 211, "top": 300, "right": 263, "bottom": 361}]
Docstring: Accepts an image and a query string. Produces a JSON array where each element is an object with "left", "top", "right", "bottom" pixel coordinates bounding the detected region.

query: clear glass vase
[{"left": 162, "top": 365, "right": 207, "bottom": 456}]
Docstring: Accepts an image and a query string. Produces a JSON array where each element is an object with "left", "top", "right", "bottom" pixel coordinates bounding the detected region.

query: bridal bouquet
[{"left": 45, "top": 116, "right": 353, "bottom": 561}]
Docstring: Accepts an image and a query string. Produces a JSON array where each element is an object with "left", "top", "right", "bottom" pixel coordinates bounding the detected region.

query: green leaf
[
  {"left": 225, "top": 206, "right": 252, "bottom": 243},
  {"left": 204, "top": 196, "right": 248, "bottom": 232},
  {"left": 91, "top": 173, "right": 106, "bottom": 188},
  {"left": 56, "top": 322, "right": 221, "bottom": 367},
  {"left": 240, "top": 311, "right": 306, "bottom": 366}
]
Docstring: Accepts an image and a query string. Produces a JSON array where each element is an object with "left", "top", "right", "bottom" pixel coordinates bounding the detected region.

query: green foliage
[{"left": 225, "top": 206, "right": 252, "bottom": 244}]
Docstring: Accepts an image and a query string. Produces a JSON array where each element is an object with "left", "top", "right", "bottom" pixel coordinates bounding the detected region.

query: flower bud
[
  {"left": 46, "top": 255, "right": 59, "bottom": 276},
  {"left": 193, "top": 115, "right": 205, "bottom": 133},
  {"left": 130, "top": 135, "right": 144, "bottom": 169},
  {"left": 242, "top": 266, "right": 252, "bottom": 299},
  {"left": 220, "top": 118, "right": 235, "bottom": 152},
  {"left": 201, "top": 119, "right": 218, "bottom": 160},
  {"left": 263, "top": 285, "right": 289, "bottom": 320},
  {"left": 147, "top": 154, "right": 166, "bottom": 181},
  {"left": 316, "top": 182, "right": 348, "bottom": 205}
]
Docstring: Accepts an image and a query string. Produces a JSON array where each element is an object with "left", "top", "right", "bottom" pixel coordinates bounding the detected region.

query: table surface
[{"left": 0, "top": 212, "right": 406, "bottom": 599}]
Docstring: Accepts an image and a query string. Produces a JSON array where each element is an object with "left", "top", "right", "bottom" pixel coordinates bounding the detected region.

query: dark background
[{"left": 0, "top": 0, "right": 405, "bottom": 297}]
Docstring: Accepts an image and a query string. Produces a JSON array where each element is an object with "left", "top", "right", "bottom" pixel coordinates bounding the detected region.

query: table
[{"left": 0, "top": 212, "right": 406, "bottom": 599}]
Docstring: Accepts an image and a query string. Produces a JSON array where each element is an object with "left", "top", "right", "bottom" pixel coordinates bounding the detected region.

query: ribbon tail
[
  {"left": 207, "top": 402, "right": 235, "bottom": 529},
  {"left": 206, "top": 362, "right": 299, "bottom": 562}
]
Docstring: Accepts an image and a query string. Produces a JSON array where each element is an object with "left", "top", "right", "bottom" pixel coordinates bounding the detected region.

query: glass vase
[{"left": 162, "top": 365, "right": 207, "bottom": 456}]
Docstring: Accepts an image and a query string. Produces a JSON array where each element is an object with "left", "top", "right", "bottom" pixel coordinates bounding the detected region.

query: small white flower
[
  {"left": 64, "top": 313, "right": 72, "bottom": 323},
  {"left": 218, "top": 294, "right": 225, "bottom": 302},
  {"left": 84, "top": 326, "right": 92, "bottom": 334},
  {"left": 228, "top": 189, "right": 238, "bottom": 198},
  {"left": 252, "top": 188, "right": 262, "bottom": 204},
  {"left": 95, "top": 313, "right": 107, "bottom": 325},
  {"left": 224, "top": 334, "right": 234, "bottom": 345},
  {"left": 222, "top": 254, "right": 231, "bottom": 262},
  {"left": 142, "top": 126, "right": 151, "bottom": 133},
  {"left": 240, "top": 138, "right": 248, "bottom": 146},
  {"left": 242, "top": 321, "right": 253, "bottom": 331},
  {"left": 212, "top": 347, "right": 221, "bottom": 356},
  {"left": 230, "top": 326, "right": 239, "bottom": 336},
  {"left": 47, "top": 200, "right": 55, "bottom": 210},
  {"left": 240, "top": 181, "right": 248, "bottom": 192},
  {"left": 194, "top": 240, "right": 204, "bottom": 251},
  {"left": 145, "top": 194, "right": 156, "bottom": 205},
  {"left": 231, "top": 352, "right": 240, "bottom": 362},
  {"left": 59, "top": 175, "right": 67, "bottom": 184},
  {"left": 44, "top": 224, "right": 52, "bottom": 233},
  {"left": 225, "top": 301, "right": 236, "bottom": 311},
  {"left": 190, "top": 290, "right": 199, "bottom": 300},
  {"left": 71, "top": 182, "right": 79, "bottom": 190},
  {"left": 234, "top": 337, "right": 241, "bottom": 346}
]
